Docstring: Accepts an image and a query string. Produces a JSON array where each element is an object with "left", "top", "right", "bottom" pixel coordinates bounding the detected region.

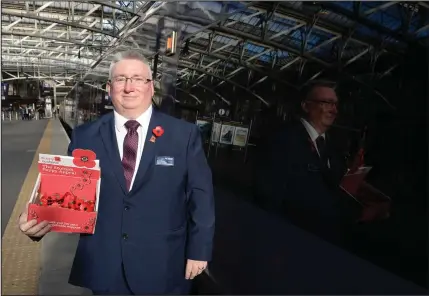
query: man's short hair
[
  {"left": 109, "top": 50, "right": 152, "bottom": 80},
  {"left": 300, "top": 80, "right": 336, "bottom": 102}
]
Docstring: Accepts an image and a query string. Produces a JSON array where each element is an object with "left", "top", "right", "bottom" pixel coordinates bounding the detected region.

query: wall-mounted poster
[
  {"left": 232, "top": 126, "right": 249, "bottom": 147},
  {"left": 219, "top": 124, "right": 235, "bottom": 145},
  {"left": 211, "top": 122, "right": 221, "bottom": 143}
]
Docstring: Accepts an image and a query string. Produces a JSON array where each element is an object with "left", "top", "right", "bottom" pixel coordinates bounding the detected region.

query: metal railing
[{"left": 1, "top": 111, "right": 42, "bottom": 121}]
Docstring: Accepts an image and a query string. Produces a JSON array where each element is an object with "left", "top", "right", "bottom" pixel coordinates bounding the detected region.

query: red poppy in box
[
  {"left": 40, "top": 195, "right": 49, "bottom": 206},
  {"left": 51, "top": 193, "right": 62, "bottom": 201},
  {"left": 80, "top": 201, "right": 95, "bottom": 212},
  {"left": 75, "top": 198, "right": 84, "bottom": 209},
  {"left": 51, "top": 202, "right": 62, "bottom": 207},
  {"left": 152, "top": 126, "right": 164, "bottom": 138},
  {"left": 62, "top": 192, "right": 75, "bottom": 206},
  {"left": 72, "top": 149, "right": 97, "bottom": 168}
]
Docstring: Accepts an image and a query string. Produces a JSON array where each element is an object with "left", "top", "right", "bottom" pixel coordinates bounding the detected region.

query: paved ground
[
  {"left": 1, "top": 119, "right": 48, "bottom": 236},
  {"left": 2, "top": 119, "right": 52, "bottom": 295}
]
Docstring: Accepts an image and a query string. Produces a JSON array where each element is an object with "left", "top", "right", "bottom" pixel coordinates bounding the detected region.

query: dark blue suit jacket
[
  {"left": 255, "top": 121, "right": 354, "bottom": 242},
  {"left": 67, "top": 109, "right": 215, "bottom": 294}
]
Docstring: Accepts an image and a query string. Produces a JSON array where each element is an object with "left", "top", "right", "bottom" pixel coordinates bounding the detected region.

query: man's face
[
  {"left": 107, "top": 58, "right": 154, "bottom": 116},
  {"left": 302, "top": 86, "right": 338, "bottom": 131}
]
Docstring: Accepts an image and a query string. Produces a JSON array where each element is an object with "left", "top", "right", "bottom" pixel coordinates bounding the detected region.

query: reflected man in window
[{"left": 268, "top": 81, "right": 350, "bottom": 243}]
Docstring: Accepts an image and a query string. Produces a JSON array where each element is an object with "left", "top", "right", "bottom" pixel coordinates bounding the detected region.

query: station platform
[
  {"left": 1, "top": 118, "right": 427, "bottom": 295},
  {"left": 2, "top": 119, "right": 91, "bottom": 295}
]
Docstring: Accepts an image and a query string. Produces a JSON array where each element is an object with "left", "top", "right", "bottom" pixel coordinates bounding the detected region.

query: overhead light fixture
[{"left": 165, "top": 31, "right": 177, "bottom": 56}]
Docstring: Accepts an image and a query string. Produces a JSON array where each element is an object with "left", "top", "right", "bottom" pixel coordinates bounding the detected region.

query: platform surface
[
  {"left": 1, "top": 119, "right": 48, "bottom": 236},
  {"left": 2, "top": 119, "right": 51, "bottom": 295}
]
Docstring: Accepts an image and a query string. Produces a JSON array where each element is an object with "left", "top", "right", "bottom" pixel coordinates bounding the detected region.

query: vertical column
[
  {"left": 157, "top": 3, "right": 180, "bottom": 116},
  {"left": 54, "top": 85, "right": 57, "bottom": 110}
]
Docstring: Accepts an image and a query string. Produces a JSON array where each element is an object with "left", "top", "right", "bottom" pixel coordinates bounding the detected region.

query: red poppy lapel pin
[{"left": 150, "top": 126, "right": 164, "bottom": 143}]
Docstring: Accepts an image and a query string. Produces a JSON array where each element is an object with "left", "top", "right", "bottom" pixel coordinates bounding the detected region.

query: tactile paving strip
[{"left": 2, "top": 120, "right": 53, "bottom": 295}]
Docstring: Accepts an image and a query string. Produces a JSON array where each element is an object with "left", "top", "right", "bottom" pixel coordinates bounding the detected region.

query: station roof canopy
[{"left": 2, "top": 1, "right": 428, "bottom": 97}]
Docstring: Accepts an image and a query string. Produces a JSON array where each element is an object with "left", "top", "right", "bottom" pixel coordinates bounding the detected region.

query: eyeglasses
[
  {"left": 309, "top": 99, "right": 338, "bottom": 108},
  {"left": 110, "top": 76, "right": 152, "bottom": 86}
]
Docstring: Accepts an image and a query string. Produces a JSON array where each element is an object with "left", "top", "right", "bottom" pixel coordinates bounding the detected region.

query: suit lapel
[
  {"left": 296, "top": 122, "right": 320, "bottom": 162},
  {"left": 130, "top": 109, "right": 162, "bottom": 194},
  {"left": 100, "top": 113, "right": 128, "bottom": 194}
]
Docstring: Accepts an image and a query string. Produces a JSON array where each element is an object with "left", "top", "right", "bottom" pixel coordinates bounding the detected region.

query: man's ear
[
  {"left": 301, "top": 100, "right": 309, "bottom": 113},
  {"left": 149, "top": 81, "right": 154, "bottom": 98},
  {"left": 106, "top": 82, "right": 111, "bottom": 96}
]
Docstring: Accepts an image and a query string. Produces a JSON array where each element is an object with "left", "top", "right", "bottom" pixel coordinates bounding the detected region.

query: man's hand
[
  {"left": 18, "top": 205, "right": 51, "bottom": 238},
  {"left": 185, "top": 259, "right": 207, "bottom": 280}
]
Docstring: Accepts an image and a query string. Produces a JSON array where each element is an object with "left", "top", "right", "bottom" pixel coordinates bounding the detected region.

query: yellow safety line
[{"left": 2, "top": 120, "right": 53, "bottom": 295}]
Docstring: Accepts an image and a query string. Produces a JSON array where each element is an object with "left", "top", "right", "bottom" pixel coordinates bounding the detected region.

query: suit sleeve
[
  {"left": 185, "top": 125, "right": 215, "bottom": 261},
  {"left": 266, "top": 131, "right": 290, "bottom": 212}
]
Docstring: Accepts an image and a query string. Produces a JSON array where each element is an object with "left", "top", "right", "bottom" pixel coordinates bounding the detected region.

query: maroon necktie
[
  {"left": 316, "top": 136, "right": 328, "bottom": 169},
  {"left": 122, "top": 120, "right": 140, "bottom": 191}
]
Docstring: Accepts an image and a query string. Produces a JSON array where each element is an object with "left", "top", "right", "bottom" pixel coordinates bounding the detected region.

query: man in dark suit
[
  {"left": 259, "top": 81, "right": 350, "bottom": 243},
  {"left": 19, "top": 50, "right": 215, "bottom": 295}
]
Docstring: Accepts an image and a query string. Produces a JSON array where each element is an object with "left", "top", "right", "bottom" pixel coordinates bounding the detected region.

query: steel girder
[
  {"left": 1, "top": 0, "right": 152, "bottom": 83},
  {"left": 171, "top": 13, "right": 387, "bottom": 96},
  {"left": 172, "top": 1, "right": 427, "bottom": 106},
  {"left": 2, "top": 1, "right": 427, "bottom": 106}
]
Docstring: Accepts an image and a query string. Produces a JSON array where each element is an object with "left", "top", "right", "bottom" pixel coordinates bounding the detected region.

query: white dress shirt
[
  {"left": 300, "top": 118, "right": 325, "bottom": 156},
  {"left": 114, "top": 106, "right": 152, "bottom": 190},
  {"left": 300, "top": 118, "right": 330, "bottom": 168}
]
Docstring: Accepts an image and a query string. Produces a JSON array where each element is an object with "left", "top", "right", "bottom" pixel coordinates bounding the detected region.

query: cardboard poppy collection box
[{"left": 27, "top": 149, "right": 101, "bottom": 234}]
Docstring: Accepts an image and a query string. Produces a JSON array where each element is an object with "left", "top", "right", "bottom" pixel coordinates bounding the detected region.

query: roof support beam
[
  {"left": 4, "top": 2, "right": 54, "bottom": 30},
  {"left": 2, "top": 45, "right": 98, "bottom": 61},
  {"left": 188, "top": 46, "right": 297, "bottom": 89},
  {"left": 1, "top": 31, "right": 106, "bottom": 48},
  {"left": 178, "top": 60, "right": 269, "bottom": 106},
  {"left": 2, "top": 53, "right": 92, "bottom": 68},
  {"left": 90, "top": 0, "right": 142, "bottom": 16},
  {"left": 319, "top": 2, "right": 413, "bottom": 44},
  {"left": 251, "top": 4, "right": 404, "bottom": 54},
  {"left": 363, "top": 2, "right": 398, "bottom": 16},
  {"left": 176, "top": 78, "right": 230, "bottom": 105},
  {"left": 3, "top": 9, "right": 117, "bottom": 38},
  {"left": 165, "top": 14, "right": 333, "bottom": 68}
]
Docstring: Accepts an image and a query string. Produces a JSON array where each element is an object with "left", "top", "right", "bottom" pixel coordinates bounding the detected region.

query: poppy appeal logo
[{"left": 72, "top": 149, "right": 96, "bottom": 168}]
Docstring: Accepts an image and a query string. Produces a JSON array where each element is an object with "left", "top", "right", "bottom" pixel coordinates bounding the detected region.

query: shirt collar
[
  {"left": 114, "top": 105, "right": 153, "bottom": 132},
  {"left": 300, "top": 118, "right": 325, "bottom": 142}
]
